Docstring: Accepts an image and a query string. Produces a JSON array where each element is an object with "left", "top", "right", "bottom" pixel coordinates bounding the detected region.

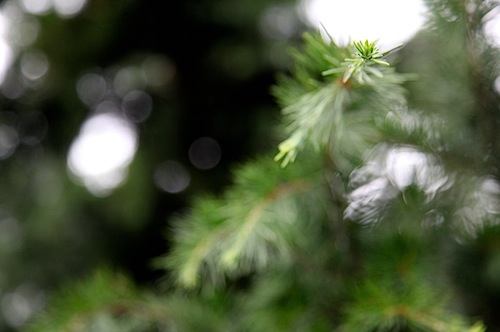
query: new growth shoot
[{"left": 322, "top": 40, "right": 402, "bottom": 84}]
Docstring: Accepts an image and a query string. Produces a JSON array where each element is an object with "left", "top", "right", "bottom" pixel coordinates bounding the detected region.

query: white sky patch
[
  {"left": 484, "top": 6, "right": 500, "bottom": 47},
  {"left": 495, "top": 76, "right": 500, "bottom": 95},
  {"left": 67, "top": 112, "right": 138, "bottom": 196},
  {"left": 345, "top": 144, "right": 451, "bottom": 224},
  {"left": 299, "top": 0, "right": 427, "bottom": 49},
  {"left": 386, "top": 147, "right": 429, "bottom": 190}
]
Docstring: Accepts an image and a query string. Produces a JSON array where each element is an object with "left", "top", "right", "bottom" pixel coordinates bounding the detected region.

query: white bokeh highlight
[
  {"left": 188, "top": 137, "right": 221, "bottom": 170},
  {"left": 0, "top": 12, "right": 14, "bottom": 86},
  {"left": 67, "top": 112, "right": 138, "bottom": 196},
  {"left": 20, "top": 0, "right": 51, "bottom": 15},
  {"left": 154, "top": 161, "right": 191, "bottom": 194},
  {"left": 21, "top": 0, "right": 87, "bottom": 17}
]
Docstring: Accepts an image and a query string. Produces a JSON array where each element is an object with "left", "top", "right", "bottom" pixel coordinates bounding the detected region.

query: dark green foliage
[{"left": 22, "top": 0, "right": 500, "bottom": 331}]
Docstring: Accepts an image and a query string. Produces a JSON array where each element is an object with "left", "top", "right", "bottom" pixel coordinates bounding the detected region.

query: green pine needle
[{"left": 273, "top": 32, "right": 407, "bottom": 168}]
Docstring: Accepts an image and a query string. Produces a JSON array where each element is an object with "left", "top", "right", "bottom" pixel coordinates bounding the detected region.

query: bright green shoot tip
[
  {"left": 353, "top": 40, "right": 401, "bottom": 64},
  {"left": 335, "top": 40, "right": 402, "bottom": 83},
  {"left": 274, "top": 134, "right": 303, "bottom": 168}
]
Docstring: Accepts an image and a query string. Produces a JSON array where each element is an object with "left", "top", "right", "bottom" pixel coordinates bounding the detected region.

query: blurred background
[
  {"left": 0, "top": 0, "right": 309, "bottom": 330},
  {"left": 0, "top": 0, "right": 497, "bottom": 331}
]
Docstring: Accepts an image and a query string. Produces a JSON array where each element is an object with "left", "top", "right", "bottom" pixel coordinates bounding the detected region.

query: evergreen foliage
[{"left": 26, "top": 0, "right": 500, "bottom": 331}]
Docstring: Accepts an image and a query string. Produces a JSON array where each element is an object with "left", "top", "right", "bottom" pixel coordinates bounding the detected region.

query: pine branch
[
  {"left": 160, "top": 155, "right": 326, "bottom": 288},
  {"left": 274, "top": 84, "right": 348, "bottom": 167},
  {"left": 220, "top": 179, "right": 311, "bottom": 268},
  {"left": 272, "top": 32, "right": 410, "bottom": 168},
  {"left": 160, "top": 197, "right": 229, "bottom": 288},
  {"left": 339, "top": 279, "right": 486, "bottom": 332},
  {"left": 26, "top": 270, "right": 174, "bottom": 332},
  {"left": 27, "top": 270, "right": 234, "bottom": 332}
]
